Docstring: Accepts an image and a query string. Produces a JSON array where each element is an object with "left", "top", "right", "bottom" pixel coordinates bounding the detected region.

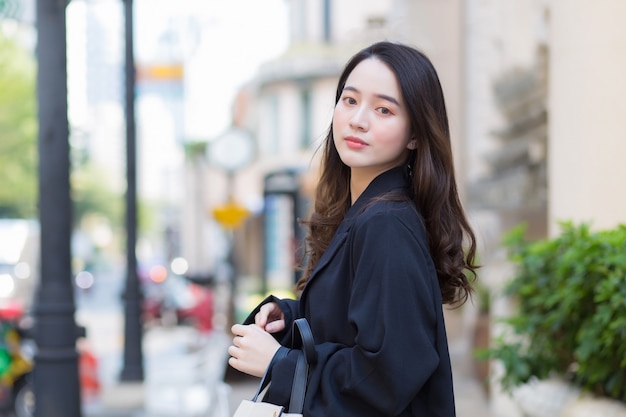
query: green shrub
[{"left": 485, "top": 222, "right": 626, "bottom": 402}]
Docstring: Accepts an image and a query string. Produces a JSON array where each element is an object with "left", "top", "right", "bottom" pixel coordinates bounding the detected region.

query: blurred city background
[{"left": 0, "top": 0, "right": 625, "bottom": 416}]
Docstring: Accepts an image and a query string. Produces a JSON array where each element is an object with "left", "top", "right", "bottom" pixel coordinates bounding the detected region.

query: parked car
[
  {"left": 139, "top": 263, "right": 213, "bottom": 332},
  {"left": 0, "top": 220, "right": 39, "bottom": 313}
]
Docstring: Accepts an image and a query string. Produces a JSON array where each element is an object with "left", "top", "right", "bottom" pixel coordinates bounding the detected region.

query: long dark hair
[{"left": 299, "top": 41, "right": 478, "bottom": 305}]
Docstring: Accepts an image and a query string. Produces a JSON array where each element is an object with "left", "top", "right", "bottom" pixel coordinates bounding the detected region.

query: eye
[
  {"left": 377, "top": 107, "right": 392, "bottom": 115},
  {"left": 343, "top": 97, "right": 357, "bottom": 105}
]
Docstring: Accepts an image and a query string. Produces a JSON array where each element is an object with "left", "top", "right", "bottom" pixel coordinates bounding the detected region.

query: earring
[
  {"left": 407, "top": 140, "right": 417, "bottom": 150},
  {"left": 405, "top": 162, "right": 413, "bottom": 178}
]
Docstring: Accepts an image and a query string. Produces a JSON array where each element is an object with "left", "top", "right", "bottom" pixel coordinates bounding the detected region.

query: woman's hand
[
  {"left": 255, "top": 302, "right": 285, "bottom": 333},
  {"left": 228, "top": 324, "right": 281, "bottom": 377}
]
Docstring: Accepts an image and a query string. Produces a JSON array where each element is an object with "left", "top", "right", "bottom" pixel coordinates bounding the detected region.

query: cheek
[
  {"left": 332, "top": 106, "right": 343, "bottom": 124},
  {"left": 332, "top": 107, "right": 346, "bottom": 135},
  {"left": 378, "top": 124, "right": 411, "bottom": 147}
]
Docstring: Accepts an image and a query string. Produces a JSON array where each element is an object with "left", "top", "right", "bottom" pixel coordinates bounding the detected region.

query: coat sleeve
[
  {"left": 266, "top": 212, "right": 444, "bottom": 416},
  {"left": 242, "top": 295, "right": 299, "bottom": 344}
]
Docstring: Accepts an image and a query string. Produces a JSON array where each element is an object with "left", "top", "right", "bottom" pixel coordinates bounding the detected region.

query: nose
[{"left": 349, "top": 107, "right": 368, "bottom": 131}]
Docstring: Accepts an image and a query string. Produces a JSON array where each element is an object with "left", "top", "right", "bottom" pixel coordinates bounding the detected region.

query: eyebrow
[{"left": 343, "top": 86, "right": 401, "bottom": 107}]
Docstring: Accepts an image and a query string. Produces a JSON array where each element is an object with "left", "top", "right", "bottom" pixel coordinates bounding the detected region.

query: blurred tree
[
  {"left": 0, "top": 31, "right": 37, "bottom": 218},
  {"left": 0, "top": 31, "right": 123, "bottom": 229},
  {"left": 0, "top": 0, "right": 22, "bottom": 20}
]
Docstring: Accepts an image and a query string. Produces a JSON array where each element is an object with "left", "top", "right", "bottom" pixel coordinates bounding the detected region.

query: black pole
[
  {"left": 34, "top": 0, "right": 82, "bottom": 416},
  {"left": 120, "top": 0, "right": 144, "bottom": 382}
]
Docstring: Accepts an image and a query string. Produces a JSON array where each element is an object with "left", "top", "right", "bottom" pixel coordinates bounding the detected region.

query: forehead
[{"left": 344, "top": 58, "right": 402, "bottom": 98}]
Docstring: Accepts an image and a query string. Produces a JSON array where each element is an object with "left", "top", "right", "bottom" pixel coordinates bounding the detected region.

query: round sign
[{"left": 208, "top": 128, "right": 255, "bottom": 172}]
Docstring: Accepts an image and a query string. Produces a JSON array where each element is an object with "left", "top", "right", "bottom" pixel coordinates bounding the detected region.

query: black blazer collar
[
  {"left": 337, "top": 166, "right": 410, "bottom": 233},
  {"left": 306, "top": 167, "right": 410, "bottom": 284}
]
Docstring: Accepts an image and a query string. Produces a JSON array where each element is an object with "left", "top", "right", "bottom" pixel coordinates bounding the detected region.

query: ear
[{"left": 406, "top": 140, "right": 417, "bottom": 150}]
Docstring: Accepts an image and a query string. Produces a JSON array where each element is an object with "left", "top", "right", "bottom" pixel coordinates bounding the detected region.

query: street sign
[
  {"left": 212, "top": 202, "right": 250, "bottom": 229},
  {"left": 136, "top": 64, "right": 184, "bottom": 81},
  {"left": 207, "top": 128, "right": 255, "bottom": 172}
]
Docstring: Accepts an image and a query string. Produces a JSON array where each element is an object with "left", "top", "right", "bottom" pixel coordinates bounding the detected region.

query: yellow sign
[
  {"left": 136, "top": 64, "right": 184, "bottom": 81},
  {"left": 212, "top": 202, "right": 250, "bottom": 229}
]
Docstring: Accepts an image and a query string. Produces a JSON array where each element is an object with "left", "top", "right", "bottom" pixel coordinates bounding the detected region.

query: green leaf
[{"left": 489, "top": 222, "right": 626, "bottom": 402}]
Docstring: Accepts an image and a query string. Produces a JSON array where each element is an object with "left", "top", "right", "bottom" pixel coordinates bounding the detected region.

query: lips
[{"left": 345, "top": 136, "right": 368, "bottom": 149}]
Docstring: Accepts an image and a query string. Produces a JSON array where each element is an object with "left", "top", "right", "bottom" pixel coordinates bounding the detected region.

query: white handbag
[
  {"left": 232, "top": 318, "right": 316, "bottom": 417},
  {"left": 232, "top": 400, "right": 302, "bottom": 417}
]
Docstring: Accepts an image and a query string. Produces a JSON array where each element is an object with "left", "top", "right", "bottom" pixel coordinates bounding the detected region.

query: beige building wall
[
  {"left": 390, "top": 0, "right": 465, "bottom": 198},
  {"left": 462, "top": 2, "right": 549, "bottom": 415},
  {"left": 548, "top": 0, "right": 626, "bottom": 234}
]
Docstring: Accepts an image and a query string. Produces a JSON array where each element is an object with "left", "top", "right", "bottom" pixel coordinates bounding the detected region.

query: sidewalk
[
  {"left": 83, "top": 326, "right": 231, "bottom": 417},
  {"left": 445, "top": 307, "right": 493, "bottom": 417}
]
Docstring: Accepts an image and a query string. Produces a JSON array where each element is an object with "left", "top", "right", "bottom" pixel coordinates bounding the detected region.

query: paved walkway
[
  {"left": 445, "top": 307, "right": 493, "bottom": 417},
  {"left": 83, "top": 326, "right": 232, "bottom": 417}
]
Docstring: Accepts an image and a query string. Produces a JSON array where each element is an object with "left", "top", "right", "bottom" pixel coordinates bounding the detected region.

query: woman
[{"left": 228, "top": 41, "right": 478, "bottom": 417}]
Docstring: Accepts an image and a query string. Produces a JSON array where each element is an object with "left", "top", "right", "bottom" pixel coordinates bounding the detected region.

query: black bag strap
[
  {"left": 252, "top": 347, "right": 288, "bottom": 401},
  {"left": 288, "top": 318, "right": 316, "bottom": 412},
  {"left": 292, "top": 318, "right": 317, "bottom": 365},
  {"left": 251, "top": 318, "right": 316, "bottom": 414},
  {"left": 288, "top": 350, "right": 308, "bottom": 413}
]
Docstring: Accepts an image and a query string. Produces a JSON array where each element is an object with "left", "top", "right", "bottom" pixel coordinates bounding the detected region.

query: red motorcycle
[{"left": 0, "top": 303, "right": 34, "bottom": 417}]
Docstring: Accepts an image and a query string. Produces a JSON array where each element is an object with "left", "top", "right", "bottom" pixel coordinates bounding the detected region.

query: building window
[
  {"left": 323, "top": 0, "right": 331, "bottom": 42},
  {"left": 269, "top": 95, "right": 280, "bottom": 155},
  {"left": 299, "top": 88, "right": 311, "bottom": 149},
  {"left": 291, "top": 0, "right": 307, "bottom": 42}
]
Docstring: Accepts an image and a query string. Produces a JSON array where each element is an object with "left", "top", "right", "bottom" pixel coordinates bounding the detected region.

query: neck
[
  {"left": 349, "top": 177, "right": 368, "bottom": 205},
  {"left": 349, "top": 167, "right": 387, "bottom": 204}
]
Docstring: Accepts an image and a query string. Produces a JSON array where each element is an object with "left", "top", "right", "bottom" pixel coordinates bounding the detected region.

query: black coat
[{"left": 245, "top": 167, "right": 456, "bottom": 417}]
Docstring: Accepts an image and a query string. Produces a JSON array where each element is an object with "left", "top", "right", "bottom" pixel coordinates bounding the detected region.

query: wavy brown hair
[{"left": 298, "top": 41, "right": 478, "bottom": 305}]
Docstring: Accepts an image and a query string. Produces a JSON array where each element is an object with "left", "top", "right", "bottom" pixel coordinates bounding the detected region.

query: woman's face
[{"left": 333, "top": 57, "right": 413, "bottom": 178}]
